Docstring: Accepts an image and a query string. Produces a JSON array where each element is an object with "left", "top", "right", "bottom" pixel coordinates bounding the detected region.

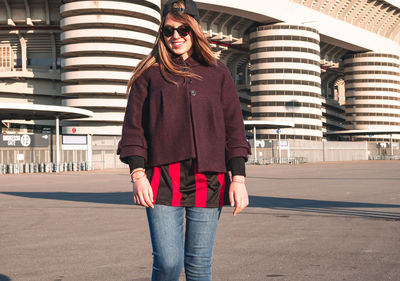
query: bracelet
[
  {"left": 131, "top": 172, "right": 146, "bottom": 183},
  {"left": 130, "top": 168, "right": 145, "bottom": 177},
  {"left": 232, "top": 178, "right": 245, "bottom": 184}
]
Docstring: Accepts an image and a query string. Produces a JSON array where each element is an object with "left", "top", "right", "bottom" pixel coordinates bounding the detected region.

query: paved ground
[{"left": 0, "top": 160, "right": 399, "bottom": 281}]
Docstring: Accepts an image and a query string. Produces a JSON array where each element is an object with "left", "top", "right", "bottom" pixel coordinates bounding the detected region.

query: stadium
[{"left": 0, "top": 0, "right": 399, "bottom": 170}]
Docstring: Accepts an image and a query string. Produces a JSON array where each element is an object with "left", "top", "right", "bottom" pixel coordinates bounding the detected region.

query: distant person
[{"left": 118, "top": 0, "right": 250, "bottom": 280}]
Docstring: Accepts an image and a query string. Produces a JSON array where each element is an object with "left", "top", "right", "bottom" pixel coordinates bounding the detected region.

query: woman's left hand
[{"left": 229, "top": 175, "right": 249, "bottom": 216}]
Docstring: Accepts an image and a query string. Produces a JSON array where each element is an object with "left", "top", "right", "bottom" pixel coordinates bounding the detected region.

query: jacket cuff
[
  {"left": 127, "top": 156, "right": 145, "bottom": 173},
  {"left": 226, "top": 141, "right": 252, "bottom": 163},
  {"left": 118, "top": 145, "right": 148, "bottom": 164},
  {"left": 229, "top": 157, "right": 246, "bottom": 176}
]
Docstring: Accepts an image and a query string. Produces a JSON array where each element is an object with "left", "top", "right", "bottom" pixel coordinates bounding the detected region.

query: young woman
[{"left": 118, "top": 0, "right": 250, "bottom": 280}]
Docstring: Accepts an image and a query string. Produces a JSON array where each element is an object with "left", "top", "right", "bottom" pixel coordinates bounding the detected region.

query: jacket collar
[{"left": 171, "top": 55, "right": 201, "bottom": 67}]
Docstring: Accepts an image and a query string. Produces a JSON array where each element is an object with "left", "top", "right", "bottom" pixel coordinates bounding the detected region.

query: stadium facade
[{"left": 0, "top": 0, "right": 400, "bottom": 168}]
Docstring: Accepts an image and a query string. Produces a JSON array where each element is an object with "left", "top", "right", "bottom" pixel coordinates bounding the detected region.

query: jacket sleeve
[
  {"left": 219, "top": 61, "right": 251, "bottom": 162},
  {"left": 117, "top": 71, "right": 149, "bottom": 164}
]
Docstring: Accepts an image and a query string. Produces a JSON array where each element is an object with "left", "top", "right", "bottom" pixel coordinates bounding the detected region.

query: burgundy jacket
[{"left": 118, "top": 56, "right": 250, "bottom": 173}]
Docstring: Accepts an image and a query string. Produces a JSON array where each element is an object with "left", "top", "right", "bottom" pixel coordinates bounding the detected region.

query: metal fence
[
  {"left": 247, "top": 157, "right": 308, "bottom": 165},
  {"left": 0, "top": 162, "right": 91, "bottom": 174}
]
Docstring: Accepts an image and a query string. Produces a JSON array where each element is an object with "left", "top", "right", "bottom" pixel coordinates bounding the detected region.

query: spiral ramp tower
[
  {"left": 249, "top": 24, "right": 323, "bottom": 141},
  {"left": 60, "top": 0, "right": 160, "bottom": 135},
  {"left": 344, "top": 53, "right": 400, "bottom": 140}
]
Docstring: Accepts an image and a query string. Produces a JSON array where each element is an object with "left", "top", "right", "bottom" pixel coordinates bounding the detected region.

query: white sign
[
  {"left": 3, "top": 134, "right": 31, "bottom": 146},
  {"left": 278, "top": 140, "right": 288, "bottom": 147},
  {"left": 17, "top": 154, "right": 24, "bottom": 161},
  {"left": 0, "top": 134, "right": 48, "bottom": 147},
  {"left": 62, "top": 135, "right": 87, "bottom": 145},
  {"left": 20, "top": 135, "right": 31, "bottom": 146},
  {"left": 278, "top": 140, "right": 289, "bottom": 150},
  {"left": 255, "top": 139, "right": 265, "bottom": 148},
  {"left": 3, "top": 135, "right": 20, "bottom": 146}
]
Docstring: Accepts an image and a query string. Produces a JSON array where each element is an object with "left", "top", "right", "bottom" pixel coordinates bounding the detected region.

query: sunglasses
[{"left": 162, "top": 25, "right": 191, "bottom": 37}]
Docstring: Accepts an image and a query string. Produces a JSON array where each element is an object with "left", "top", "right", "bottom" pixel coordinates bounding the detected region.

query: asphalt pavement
[{"left": 0, "top": 160, "right": 399, "bottom": 281}]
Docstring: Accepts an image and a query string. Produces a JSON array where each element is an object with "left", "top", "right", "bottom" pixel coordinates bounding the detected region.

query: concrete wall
[
  {"left": 290, "top": 140, "right": 369, "bottom": 162},
  {"left": 1, "top": 136, "right": 399, "bottom": 173},
  {"left": 0, "top": 135, "right": 127, "bottom": 172},
  {"left": 91, "top": 135, "right": 126, "bottom": 170},
  {"left": 249, "top": 139, "right": 400, "bottom": 163},
  {"left": 195, "top": 0, "right": 400, "bottom": 54}
]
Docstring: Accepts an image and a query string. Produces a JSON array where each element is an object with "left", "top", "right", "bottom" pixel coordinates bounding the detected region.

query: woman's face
[{"left": 163, "top": 13, "right": 193, "bottom": 60}]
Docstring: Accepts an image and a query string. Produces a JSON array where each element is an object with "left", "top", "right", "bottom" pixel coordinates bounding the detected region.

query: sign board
[
  {"left": 0, "top": 134, "right": 49, "bottom": 147},
  {"left": 278, "top": 140, "right": 288, "bottom": 147},
  {"left": 278, "top": 140, "right": 289, "bottom": 150},
  {"left": 62, "top": 135, "right": 87, "bottom": 145},
  {"left": 255, "top": 139, "right": 265, "bottom": 148},
  {"left": 62, "top": 135, "right": 87, "bottom": 150}
]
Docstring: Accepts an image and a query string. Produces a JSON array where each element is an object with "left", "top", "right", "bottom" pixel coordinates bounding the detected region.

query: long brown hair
[{"left": 126, "top": 0, "right": 216, "bottom": 96}]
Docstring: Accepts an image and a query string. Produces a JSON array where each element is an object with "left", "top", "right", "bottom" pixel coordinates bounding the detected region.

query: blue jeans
[{"left": 146, "top": 205, "right": 222, "bottom": 281}]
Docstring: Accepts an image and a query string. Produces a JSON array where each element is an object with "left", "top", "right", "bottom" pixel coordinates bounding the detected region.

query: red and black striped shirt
[{"left": 146, "top": 159, "right": 230, "bottom": 208}]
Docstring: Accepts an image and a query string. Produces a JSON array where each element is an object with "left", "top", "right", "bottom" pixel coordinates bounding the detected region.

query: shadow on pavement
[
  {"left": 249, "top": 195, "right": 400, "bottom": 220},
  {"left": 1, "top": 191, "right": 132, "bottom": 205},
  {"left": 0, "top": 274, "right": 11, "bottom": 281},
  {"left": 1, "top": 192, "right": 400, "bottom": 220},
  {"left": 248, "top": 176, "right": 400, "bottom": 181}
]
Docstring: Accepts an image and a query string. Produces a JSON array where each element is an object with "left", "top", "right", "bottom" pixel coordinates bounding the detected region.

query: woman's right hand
[{"left": 132, "top": 172, "right": 154, "bottom": 208}]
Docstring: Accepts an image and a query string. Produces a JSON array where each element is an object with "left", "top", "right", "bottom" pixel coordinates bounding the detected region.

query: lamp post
[
  {"left": 253, "top": 126, "right": 257, "bottom": 164},
  {"left": 55, "top": 115, "right": 60, "bottom": 173},
  {"left": 277, "top": 128, "right": 281, "bottom": 164}
]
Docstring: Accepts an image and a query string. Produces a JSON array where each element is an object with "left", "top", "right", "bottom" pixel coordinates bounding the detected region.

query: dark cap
[{"left": 162, "top": 0, "right": 200, "bottom": 23}]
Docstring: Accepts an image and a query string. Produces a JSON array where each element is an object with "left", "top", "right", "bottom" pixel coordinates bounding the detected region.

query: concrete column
[
  {"left": 60, "top": 0, "right": 161, "bottom": 136},
  {"left": 344, "top": 52, "right": 400, "bottom": 141},
  {"left": 253, "top": 126, "right": 257, "bottom": 163},
  {"left": 56, "top": 116, "right": 60, "bottom": 173},
  {"left": 87, "top": 134, "right": 92, "bottom": 170},
  {"left": 249, "top": 23, "right": 322, "bottom": 141},
  {"left": 18, "top": 35, "right": 27, "bottom": 71}
]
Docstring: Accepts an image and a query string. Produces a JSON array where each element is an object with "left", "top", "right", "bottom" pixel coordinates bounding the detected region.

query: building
[{"left": 1, "top": 0, "right": 400, "bottom": 168}]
